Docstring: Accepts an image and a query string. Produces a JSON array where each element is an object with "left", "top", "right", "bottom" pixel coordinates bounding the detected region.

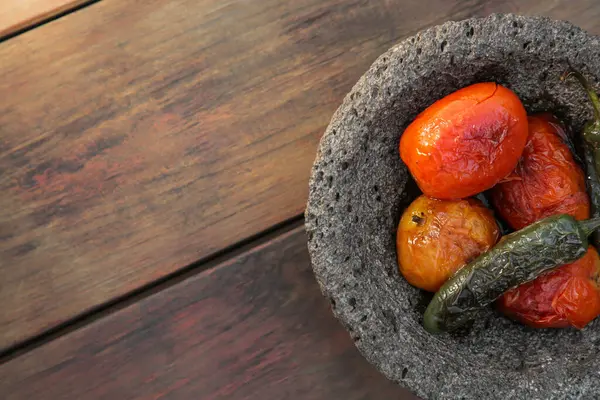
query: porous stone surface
[{"left": 306, "top": 14, "right": 600, "bottom": 400}]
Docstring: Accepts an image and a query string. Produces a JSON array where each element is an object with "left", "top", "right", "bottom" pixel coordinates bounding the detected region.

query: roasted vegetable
[
  {"left": 582, "top": 145, "right": 600, "bottom": 249},
  {"left": 564, "top": 71, "right": 600, "bottom": 175},
  {"left": 399, "top": 82, "right": 528, "bottom": 199},
  {"left": 491, "top": 113, "right": 590, "bottom": 230},
  {"left": 490, "top": 113, "right": 594, "bottom": 328},
  {"left": 396, "top": 195, "right": 499, "bottom": 292},
  {"left": 423, "top": 214, "right": 600, "bottom": 334},
  {"left": 498, "top": 246, "right": 600, "bottom": 329},
  {"left": 564, "top": 71, "right": 600, "bottom": 248}
]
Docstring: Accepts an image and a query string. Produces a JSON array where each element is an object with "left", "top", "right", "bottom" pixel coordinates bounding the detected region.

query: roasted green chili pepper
[
  {"left": 564, "top": 71, "right": 600, "bottom": 171},
  {"left": 423, "top": 214, "right": 600, "bottom": 334},
  {"left": 581, "top": 145, "right": 600, "bottom": 248},
  {"left": 563, "top": 71, "right": 600, "bottom": 248}
]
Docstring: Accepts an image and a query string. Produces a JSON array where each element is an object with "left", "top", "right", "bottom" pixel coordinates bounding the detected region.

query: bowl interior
[{"left": 306, "top": 14, "right": 600, "bottom": 399}]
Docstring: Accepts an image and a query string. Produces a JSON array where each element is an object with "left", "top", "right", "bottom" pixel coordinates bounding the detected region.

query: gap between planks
[
  {"left": 0, "top": 213, "right": 305, "bottom": 364},
  {"left": 0, "top": 0, "right": 102, "bottom": 43}
]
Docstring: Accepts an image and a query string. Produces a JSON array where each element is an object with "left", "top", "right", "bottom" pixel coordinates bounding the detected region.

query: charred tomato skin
[
  {"left": 400, "top": 82, "right": 528, "bottom": 200},
  {"left": 498, "top": 246, "right": 600, "bottom": 329},
  {"left": 491, "top": 114, "right": 590, "bottom": 229},
  {"left": 397, "top": 195, "right": 500, "bottom": 292}
]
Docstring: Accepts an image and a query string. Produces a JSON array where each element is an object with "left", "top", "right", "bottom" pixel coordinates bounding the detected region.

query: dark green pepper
[
  {"left": 563, "top": 71, "right": 600, "bottom": 166},
  {"left": 582, "top": 145, "right": 600, "bottom": 248},
  {"left": 423, "top": 214, "right": 600, "bottom": 334},
  {"left": 563, "top": 71, "right": 600, "bottom": 248}
]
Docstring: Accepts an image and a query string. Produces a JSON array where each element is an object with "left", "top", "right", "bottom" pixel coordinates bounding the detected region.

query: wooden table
[{"left": 1, "top": 1, "right": 599, "bottom": 398}]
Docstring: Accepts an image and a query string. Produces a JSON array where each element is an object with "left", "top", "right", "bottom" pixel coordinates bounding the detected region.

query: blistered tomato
[
  {"left": 397, "top": 195, "right": 500, "bottom": 292},
  {"left": 491, "top": 114, "right": 590, "bottom": 229},
  {"left": 399, "top": 82, "right": 528, "bottom": 199},
  {"left": 498, "top": 247, "right": 600, "bottom": 329}
]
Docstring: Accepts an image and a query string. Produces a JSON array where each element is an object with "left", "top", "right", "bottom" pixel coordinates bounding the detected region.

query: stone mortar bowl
[{"left": 306, "top": 14, "right": 600, "bottom": 400}]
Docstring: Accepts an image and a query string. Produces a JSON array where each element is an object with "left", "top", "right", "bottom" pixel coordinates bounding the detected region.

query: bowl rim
[{"left": 306, "top": 13, "right": 600, "bottom": 400}]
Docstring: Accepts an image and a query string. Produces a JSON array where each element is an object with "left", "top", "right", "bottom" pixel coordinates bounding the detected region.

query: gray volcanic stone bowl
[{"left": 306, "top": 14, "right": 600, "bottom": 400}]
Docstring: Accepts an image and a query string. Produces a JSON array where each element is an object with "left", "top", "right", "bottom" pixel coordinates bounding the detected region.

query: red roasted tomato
[
  {"left": 397, "top": 195, "right": 500, "bottom": 292},
  {"left": 399, "top": 82, "right": 528, "bottom": 199},
  {"left": 491, "top": 113, "right": 590, "bottom": 229},
  {"left": 498, "top": 247, "right": 600, "bottom": 329}
]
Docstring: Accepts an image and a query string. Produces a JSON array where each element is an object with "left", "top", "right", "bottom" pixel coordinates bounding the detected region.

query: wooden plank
[
  {"left": 0, "top": 227, "right": 419, "bottom": 400},
  {"left": 0, "top": 0, "right": 91, "bottom": 39},
  {"left": 2, "top": 0, "right": 600, "bottom": 351}
]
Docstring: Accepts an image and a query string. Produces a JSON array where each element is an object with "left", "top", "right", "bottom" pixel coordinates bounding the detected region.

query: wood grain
[
  {"left": 0, "top": 227, "right": 419, "bottom": 400},
  {"left": 0, "top": 0, "right": 91, "bottom": 39},
  {"left": 2, "top": 0, "right": 600, "bottom": 351}
]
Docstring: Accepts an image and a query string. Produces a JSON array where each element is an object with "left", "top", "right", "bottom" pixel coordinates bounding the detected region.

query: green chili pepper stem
[
  {"left": 564, "top": 71, "right": 600, "bottom": 121},
  {"left": 579, "top": 217, "right": 600, "bottom": 237}
]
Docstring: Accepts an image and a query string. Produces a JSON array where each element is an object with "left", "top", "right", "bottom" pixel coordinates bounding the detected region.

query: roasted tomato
[
  {"left": 498, "top": 246, "right": 600, "bottom": 329},
  {"left": 397, "top": 195, "right": 500, "bottom": 292},
  {"left": 491, "top": 114, "right": 590, "bottom": 229},
  {"left": 399, "top": 82, "right": 528, "bottom": 199}
]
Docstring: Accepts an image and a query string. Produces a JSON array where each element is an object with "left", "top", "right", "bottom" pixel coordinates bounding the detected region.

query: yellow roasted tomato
[{"left": 397, "top": 195, "right": 500, "bottom": 292}]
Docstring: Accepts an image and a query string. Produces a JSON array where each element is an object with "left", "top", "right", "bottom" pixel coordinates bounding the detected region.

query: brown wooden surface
[
  {"left": 0, "top": 226, "right": 418, "bottom": 400},
  {"left": 0, "top": 0, "right": 91, "bottom": 39},
  {"left": 2, "top": 0, "right": 600, "bottom": 353}
]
